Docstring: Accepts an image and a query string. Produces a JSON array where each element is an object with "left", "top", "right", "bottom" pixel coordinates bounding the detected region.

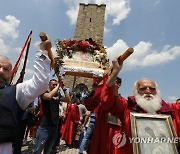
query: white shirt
[{"left": 0, "top": 50, "right": 51, "bottom": 154}]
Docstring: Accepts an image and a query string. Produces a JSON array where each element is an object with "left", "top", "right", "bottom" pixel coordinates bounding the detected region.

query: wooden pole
[{"left": 104, "top": 47, "right": 134, "bottom": 76}]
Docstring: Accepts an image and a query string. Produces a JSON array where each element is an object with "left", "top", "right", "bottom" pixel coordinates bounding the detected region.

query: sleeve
[
  {"left": 99, "top": 83, "right": 115, "bottom": 112},
  {"left": 84, "top": 85, "right": 103, "bottom": 111},
  {"left": 33, "top": 97, "right": 39, "bottom": 106},
  {"left": 170, "top": 103, "right": 180, "bottom": 137},
  {"left": 16, "top": 50, "right": 51, "bottom": 110},
  {"left": 99, "top": 83, "right": 128, "bottom": 120},
  {"left": 84, "top": 97, "right": 97, "bottom": 111},
  {"left": 113, "top": 97, "right": 128, "bottom": 122}
]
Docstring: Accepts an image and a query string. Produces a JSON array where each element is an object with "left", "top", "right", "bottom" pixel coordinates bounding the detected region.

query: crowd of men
[{"left": 0, "top": 32, "right": 180, "bottom": 154}]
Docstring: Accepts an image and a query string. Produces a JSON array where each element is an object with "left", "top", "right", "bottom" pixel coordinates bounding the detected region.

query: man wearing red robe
[
  {"left": 61, "top": 97, "right": 80, "bottom": 146},
  {"left": 85, "top": 57, "right": 180, "bottom": 154},
  {"left": 85, "top": 77, "right": 124, "bottom": 154}
]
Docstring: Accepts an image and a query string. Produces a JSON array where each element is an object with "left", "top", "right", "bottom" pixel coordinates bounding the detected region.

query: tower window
[{"left": 90, "top": 18, "right": 91, "bottom": 22}]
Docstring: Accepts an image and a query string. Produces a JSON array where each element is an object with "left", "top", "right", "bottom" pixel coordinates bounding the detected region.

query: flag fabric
[{"left": 10, "top": 31, "right": 32, "bottom": 84}]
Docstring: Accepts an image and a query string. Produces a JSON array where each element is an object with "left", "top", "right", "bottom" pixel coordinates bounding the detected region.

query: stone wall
[
  {"left": 74, "top": 3, "right": 106, "bottom": 45},
  {"left": 63, "top": 3, "right": 106, "bottom": 92}
]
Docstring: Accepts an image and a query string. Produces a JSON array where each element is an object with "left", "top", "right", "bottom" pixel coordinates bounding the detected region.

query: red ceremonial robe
[
  {"left": 169, "top": 103, "right": 180, "bottom": 137},
  {"left": 85, "top": 83, "right": 176, "bottom": 154},
  {"left": 85, "top": 84, "right": 126, "bottom": 154},
  {"left": 61, "top": 103, "right": 80, "bottom": 145}
]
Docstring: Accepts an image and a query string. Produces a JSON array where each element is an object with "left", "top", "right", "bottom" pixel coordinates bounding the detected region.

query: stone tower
[
  {"left": 74, "top": 3, "right": 106, "bottom": 45},
  {"left": 63, "top": 3, "right": 106, "bottom": 93}
]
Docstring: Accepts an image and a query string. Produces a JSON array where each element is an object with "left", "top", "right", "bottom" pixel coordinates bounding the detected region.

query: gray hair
[
  {"left": 0, "top": 55, "right": 11, "bottom": 61},
  {"left": 0, "top": 55, "right": 12, "bottom": 67}
]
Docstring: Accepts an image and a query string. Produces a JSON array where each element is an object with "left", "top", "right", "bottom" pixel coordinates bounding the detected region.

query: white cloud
[
  {"left": 104, "top": 27, "right": 111, "bottom": 35},
  {"left": 167, "top": 96, "right": 177, "bottom": 103},
  {"left": 0, "top": 38, "right": 10, "bottom": 54},
  {"left": 105, "top": 0, "right": 131, "bottom": 25},
  {"left": 142, "top": 45, "right": 180, "bottom": 67},
  {"left": 14, "top": 47, "right": 22, "bottom": 54},
  {"left": 66, "top": 6, "right": 79, "bottom": 25},
  {"left": 62, "top": 0, "right": 86, "bottom": 25},
  {"left": 106, "top": 39, "right": 129, "bottom": 64},
  {"left": 154, "top": 0, "right": 160, "bottom": 6},
  {"left": 0, "top": 15, "right": 20, "bottom": 39},
  {"left": 63, "top": 0, "right": 131, "bottom": 26},
  {"left": 0, "top": 15, "right": 20, "bottom": 54},
  {"left": 106, "top": 39, "right": 180, "bottom": 70}
]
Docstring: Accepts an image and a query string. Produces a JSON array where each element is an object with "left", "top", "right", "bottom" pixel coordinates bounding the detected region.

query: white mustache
[{"left": 143, "top": 94, "right": 154, "bottom": 97}]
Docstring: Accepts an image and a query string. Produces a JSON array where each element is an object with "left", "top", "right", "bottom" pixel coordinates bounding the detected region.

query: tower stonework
[
  {"left": 74, "top": 3, "right": 106, "bottom": 45},
  {"left": 63, "top": 3, "right": 106, "bottom": 93}
]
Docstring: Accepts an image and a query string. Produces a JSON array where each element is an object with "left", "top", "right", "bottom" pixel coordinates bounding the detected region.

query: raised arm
[
  {"left": 106, "top": 57, "right": 122, "bottom": 87},
  {"left": 43, "top": 83, "right": 60, "bottom": 100},
  {"left": 60, "top": 87, "right": 71, "bottom": 102},
  {"left": 39, "top": 32, "right": 56, "bottom": 69},
  {"left": 16, "top": 41, "right": 51, "bottom": 109},
  {"left": 99, "top": 57, "right": 123, "bottom": 111}
]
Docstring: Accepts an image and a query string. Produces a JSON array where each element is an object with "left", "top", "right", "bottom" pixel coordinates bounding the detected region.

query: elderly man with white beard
[
  {"left": 132, "top": 78, "right": 163, "bottom": 114},
  {"left": 84, "top": 56, "right": 180, "bottom": 154}
]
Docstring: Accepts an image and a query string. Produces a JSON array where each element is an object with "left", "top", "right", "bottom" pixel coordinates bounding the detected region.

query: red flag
[{"left": 10, "top": 31, "right": 32, "bottom": 85}]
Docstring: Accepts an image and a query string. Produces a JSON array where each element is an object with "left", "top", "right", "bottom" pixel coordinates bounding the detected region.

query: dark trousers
[
  {"left": 52, "top": 118, "right": 62, "bottom": 149},
  {"left": 13, "top": 119, "right": 28, "bottom": 154}
]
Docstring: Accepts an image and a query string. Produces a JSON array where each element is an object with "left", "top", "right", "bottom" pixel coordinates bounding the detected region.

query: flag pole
[
  {"left": 16, "top": 36, "right": 32, "bottom": 83},
  {"left": 10, "top": 31, "right": 32, "bottom": 84}
]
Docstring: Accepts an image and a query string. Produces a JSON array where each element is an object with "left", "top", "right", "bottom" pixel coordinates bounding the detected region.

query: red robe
[
  {"left": 85, "top": 84, "right": 126, "bottom": 154},
  {"left": 169, "top": 103, "right": 180, "bottom": 137},
  {"left": 85, "top": 84, "right": 179, "bottom": 154},
  {"left": 61, "top": 103, "right": 80, "bottom": 145}
]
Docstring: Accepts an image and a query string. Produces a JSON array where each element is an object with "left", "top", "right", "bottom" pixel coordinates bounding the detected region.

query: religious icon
[{"left": 130, "top": 113, "right": 179, "bottom": 154}]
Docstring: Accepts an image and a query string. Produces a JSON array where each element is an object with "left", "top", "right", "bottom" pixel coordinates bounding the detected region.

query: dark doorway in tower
[{"left": 74, "top": 83, "right": 88, "bottom": 94}]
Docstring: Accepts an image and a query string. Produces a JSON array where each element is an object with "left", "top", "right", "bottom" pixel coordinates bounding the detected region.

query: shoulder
[
  {"left": 114, "top": 95, "right": 128, "bottom": 109},
  {"left": 45, "top": 40, "right": 52, "bottom": 48}
]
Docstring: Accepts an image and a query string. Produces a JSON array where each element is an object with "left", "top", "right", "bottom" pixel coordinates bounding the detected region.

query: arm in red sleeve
[
  {"left": 98, "top": 56, "right": 122, "bottom": 112},
  {"left": 99, "top": 83, "right": 116, "bottom": 112},
  {"left": 84, "top": 97, "right": 99, "bottom": 111},
  {"left": 84, "top": 84, "right": 103, "bottom": 111},
  {"left": 170, "top": 103, "right": 180, "bottom": 137}
]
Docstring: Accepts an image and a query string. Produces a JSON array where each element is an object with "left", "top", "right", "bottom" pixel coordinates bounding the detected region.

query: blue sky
[{"left": 0, "top": 0, "right": 180, "bottom": 102}]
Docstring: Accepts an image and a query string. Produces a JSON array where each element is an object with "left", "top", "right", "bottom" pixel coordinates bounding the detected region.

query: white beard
[{"left": 134, "top": 90, "right": 162, "bottom": 113}]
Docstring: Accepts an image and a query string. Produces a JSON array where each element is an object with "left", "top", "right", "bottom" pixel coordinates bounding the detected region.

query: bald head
[
  {"left": 0, "top": 55, "right": 12, "bottom": 87},
  {"left": 0, "top": 55, "right": 12, "bottom": 69},
  {"left": 134, "top": 78, "right": 158, "bottom": 100}
]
